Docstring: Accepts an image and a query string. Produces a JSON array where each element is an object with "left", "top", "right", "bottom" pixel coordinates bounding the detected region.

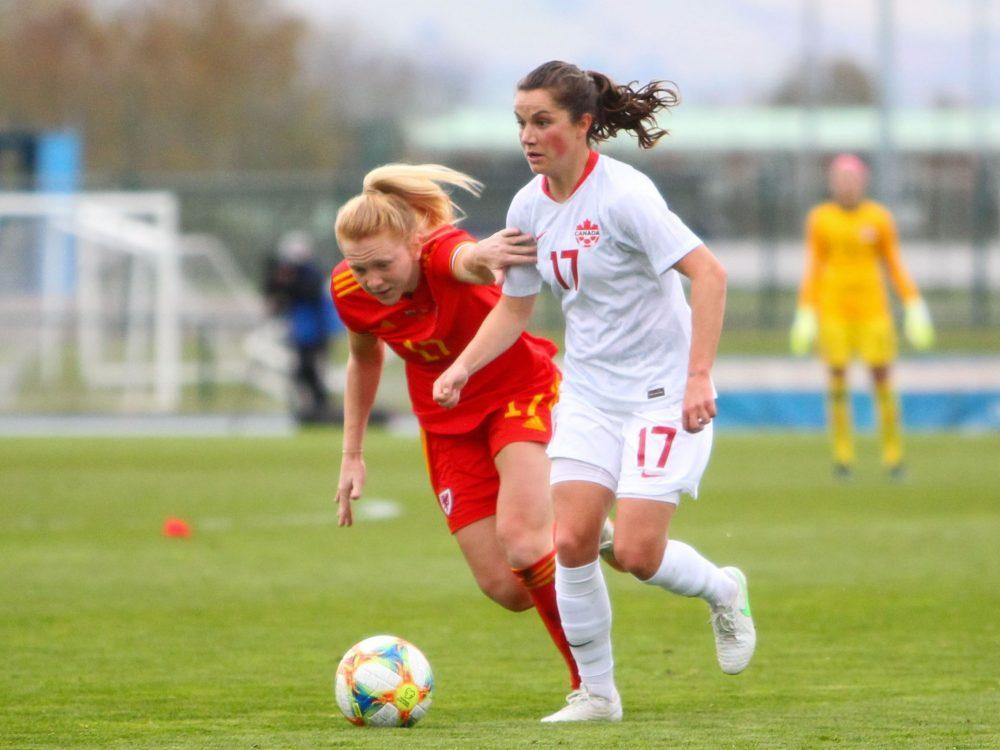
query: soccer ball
[{"left": 334, "top": 635, "right": 434, "bottom": 727}]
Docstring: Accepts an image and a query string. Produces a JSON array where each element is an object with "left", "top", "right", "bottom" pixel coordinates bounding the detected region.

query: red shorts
[{"left": 420, "top": 381, "right": 556, "bottom": 534}]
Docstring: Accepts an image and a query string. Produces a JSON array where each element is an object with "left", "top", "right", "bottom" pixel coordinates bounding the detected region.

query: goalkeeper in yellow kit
[{"left": 790, "top": 154, "right": 934, "bottom": 477}]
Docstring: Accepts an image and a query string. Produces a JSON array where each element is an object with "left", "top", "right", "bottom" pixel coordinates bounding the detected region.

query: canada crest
[{"left": 575, "top": 219, "right": 600, "bottom": 248}]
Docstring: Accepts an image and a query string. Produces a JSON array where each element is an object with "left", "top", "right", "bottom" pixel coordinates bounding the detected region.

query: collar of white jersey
[{"left": 540, "top": 150, "right": 600, "bottom": 203}]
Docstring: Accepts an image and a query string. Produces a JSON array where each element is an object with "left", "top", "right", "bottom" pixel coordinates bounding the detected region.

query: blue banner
[{"left": 716, "top": 391, "right": 1000, "bottom": 431}]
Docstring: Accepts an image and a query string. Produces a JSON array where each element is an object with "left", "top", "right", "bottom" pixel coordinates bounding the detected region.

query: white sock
[
  {"left": 642, "top": 539, "right": 737, "bottom": 609},
  {"left": 555, "top": 558, "right": 616, "bottom": 700}
]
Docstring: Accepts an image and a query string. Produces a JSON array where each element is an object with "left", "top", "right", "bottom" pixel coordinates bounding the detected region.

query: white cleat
[
  {"left": 541, "top": 687, "right": 623, "bottom": 723},
  {"left": 598, "top": 518, "right": 624, "bottom": 572},
  {"left": 711, "top": 566, "right": 757, "bottom": 675}
]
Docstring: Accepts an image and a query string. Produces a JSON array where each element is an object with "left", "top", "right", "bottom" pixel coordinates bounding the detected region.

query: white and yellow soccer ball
[{"left": 334, "top": 635, "right": 434, "bottom": 727}]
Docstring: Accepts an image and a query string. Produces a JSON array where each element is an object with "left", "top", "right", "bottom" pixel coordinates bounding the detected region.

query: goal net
[{"left": 0, "top": 192, "right": 281, "bottom": 415}]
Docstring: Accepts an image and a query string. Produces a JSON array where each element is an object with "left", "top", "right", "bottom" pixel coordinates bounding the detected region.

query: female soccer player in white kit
[{"left": 433, "top": 61, "right": 756, "bottom": 722}]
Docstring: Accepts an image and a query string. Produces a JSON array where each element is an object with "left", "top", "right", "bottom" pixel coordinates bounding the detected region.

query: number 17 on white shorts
[{"left": 547, "top": 391, "right": 713, "bottom": 502}]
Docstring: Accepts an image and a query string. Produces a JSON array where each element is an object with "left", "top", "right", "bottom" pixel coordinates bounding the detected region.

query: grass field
[{"left": 2, "top": 430, "right": 998, "bottom": 749}]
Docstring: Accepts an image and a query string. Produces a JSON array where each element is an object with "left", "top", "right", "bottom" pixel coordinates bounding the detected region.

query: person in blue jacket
[{"left": 264, "top": 231, "right": 341, "bottom": 423}]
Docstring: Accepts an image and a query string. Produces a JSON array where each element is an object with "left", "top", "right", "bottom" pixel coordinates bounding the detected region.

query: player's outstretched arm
[
  {"left": 791, "top": 210, "right": 822, "bottom": 355},
  {"left": 879, "top": 211, "right": 935, "bottom": 350},
  {"left": 433, "top": 293, "right": 536, "bottom": 408},
  {"left": 675, "top": 245, "right": 727, "bottom": 433},
  {"left": 452, "top": 228, "right": 537, "bottom": 286},
  {"left": 336, "top": 330, "right": 385, "bottom": 527}
]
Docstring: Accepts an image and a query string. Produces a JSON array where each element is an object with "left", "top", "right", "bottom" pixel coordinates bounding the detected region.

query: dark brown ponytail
[
  {"left": 588, "top": 71, "right": 677, "bottom": 149},
  {"left": 518, "top": 60, "right": 679, "bottom": 149}
]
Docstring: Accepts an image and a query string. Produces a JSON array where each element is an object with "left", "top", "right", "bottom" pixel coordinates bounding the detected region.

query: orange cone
[{"left": 162, "top": 517, "right": 192, "bottom": 538}]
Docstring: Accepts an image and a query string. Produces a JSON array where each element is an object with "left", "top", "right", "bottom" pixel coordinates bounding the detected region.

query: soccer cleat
[
  {"left": 711, "top": 567, "right": 756, "bottom": 675},
  {"left": 888, "top": 463, "right": 906, "bottom": 482},
  {"left": 833, "top": 463, "right": 852, "bottom": 481},
  {"left": 598, "top": 518, "right": 624, "bottom": 571},
  {"left": 541, "top": 687, "right": 622, "bottom": 723}
]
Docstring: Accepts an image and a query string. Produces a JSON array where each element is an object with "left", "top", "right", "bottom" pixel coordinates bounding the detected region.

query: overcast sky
[{"left": 285, "top": 0, "right": 998, "bottom": 108}]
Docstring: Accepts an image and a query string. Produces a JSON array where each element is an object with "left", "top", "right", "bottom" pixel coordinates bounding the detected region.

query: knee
[
  {"left": 554, "top": 526, "right": 599, "bottom": 567},
  {"left": 613, "top": 539, "right": 664, "bottom": 581},
  {"left": 477, "top": 573, "right": 532, "bottom": 612},
  {"left": 872, "top": 366, "right": 890, "bottom": 384},
  {"left": 495, "top": 515, "right": 550, "bottom": 568}
]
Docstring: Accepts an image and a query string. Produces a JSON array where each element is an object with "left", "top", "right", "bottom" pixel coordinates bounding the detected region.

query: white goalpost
[
  {"left": 0, "top": 192, "right": 182, "bottom": 411},
  {"left": 72, "top": 193, "right": 181, "bottom": 411},
  {"left": 0, "top": 192, "right": 277, "bottom": 416}
]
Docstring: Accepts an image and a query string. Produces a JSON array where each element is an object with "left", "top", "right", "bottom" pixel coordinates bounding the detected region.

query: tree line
[{"left": 0, "top": 0, "right": 463, "bottom": 180}]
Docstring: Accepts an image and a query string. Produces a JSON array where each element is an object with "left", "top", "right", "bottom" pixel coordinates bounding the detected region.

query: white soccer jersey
[{"left": 503, "top": 151, "right": 704, "bottom": 411}]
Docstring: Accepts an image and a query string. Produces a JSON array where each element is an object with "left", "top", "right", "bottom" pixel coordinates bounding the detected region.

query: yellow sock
[
  {"left": 875, "top": 380, "right": 903, "bottom": 467},
  {"left": 829, "top": 372, "right": 854, "bottom": 465}
]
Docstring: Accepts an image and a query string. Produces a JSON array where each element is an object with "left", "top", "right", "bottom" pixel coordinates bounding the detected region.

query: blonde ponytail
[{"left": 336, "top": 164, "right": 482, "bottom": 245}]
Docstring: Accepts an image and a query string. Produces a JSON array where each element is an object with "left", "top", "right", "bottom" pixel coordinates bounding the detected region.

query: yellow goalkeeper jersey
[{"left": 798, "top": 200, "right": 919, "bottom": 321}]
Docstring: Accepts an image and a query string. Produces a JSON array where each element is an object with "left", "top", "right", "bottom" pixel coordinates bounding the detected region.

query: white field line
[
  {"left": 199, "top": 499, "right": 404, "bottom": 530},
  {"left": 9, "top": 499, "right": 403, "bottom": 534}
]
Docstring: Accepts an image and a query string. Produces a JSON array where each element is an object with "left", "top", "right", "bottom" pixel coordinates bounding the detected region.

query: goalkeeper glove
[
  {"left": 790, "top": 306, "right": 818, "bottom": 356},
  {"left": 904, "top": 298, "right": 935, "bottom": 351}
]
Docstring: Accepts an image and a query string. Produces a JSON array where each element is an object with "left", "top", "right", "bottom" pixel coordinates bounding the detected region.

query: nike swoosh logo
[
  {"left": 535, "top": 231, "right": 547, "bottom": 241},
  {"left": 567, "top": 639, "right": 593, "bottom": 648}
]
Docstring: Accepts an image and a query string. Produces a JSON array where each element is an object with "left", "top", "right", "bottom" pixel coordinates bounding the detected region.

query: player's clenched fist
[
  {"left": 432, "top": 363, "right": 470, "bottom": 409},
  {"left": 682, "top": 372, "right": 717, "bottom": 433}
]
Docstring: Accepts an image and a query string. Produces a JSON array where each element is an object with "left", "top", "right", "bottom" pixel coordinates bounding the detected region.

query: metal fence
[{"left": 96, "top": 147, "right": 998, "bottom": 337}]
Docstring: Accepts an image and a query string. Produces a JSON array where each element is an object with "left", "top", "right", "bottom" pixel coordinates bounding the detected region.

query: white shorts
[{"left": 547, "top": 391, "right": 713, "bottom": 502}]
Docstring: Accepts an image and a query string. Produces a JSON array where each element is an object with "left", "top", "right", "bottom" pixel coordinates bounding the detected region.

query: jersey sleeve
[
  {"left": 424, "top": 227, "right": 477, "bottom": 282},
  {"left": 505, "top": 187, "right": 532, "bottom": 234},
  {"left": 876, "top": 207, "right": 920, "bottom": 302},
  {"left": 330, "top": 265, "right": 368, "bottom": 334},
  {"left": 611, "top": 177, "right": 703, "bottom": 274},
  {"left": 502, "top": 263, "right": 543, "bottom": 297},
  {"left": 501, "top": 194, "right": 543, "bottom": 297},
  {"left": 798, "top": 207, "right": 824, "bottom": 308}
]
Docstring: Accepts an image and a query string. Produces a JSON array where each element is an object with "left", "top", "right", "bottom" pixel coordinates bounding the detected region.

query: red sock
[{"left": 513, "top": 550, "right": 581, "bottom": 690}]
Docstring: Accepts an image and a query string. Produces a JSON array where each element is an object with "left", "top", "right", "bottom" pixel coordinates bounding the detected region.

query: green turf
[{"left": 1, "top": 431, "right": 998, "bottom": 749}]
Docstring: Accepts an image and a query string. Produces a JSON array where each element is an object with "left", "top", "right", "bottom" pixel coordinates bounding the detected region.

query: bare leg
[
  {"left": 453, "top": 516, "right": 532, "bottom": 611},
  {"left": 495, "top": 441, "right": 580, "bottom": 688}
]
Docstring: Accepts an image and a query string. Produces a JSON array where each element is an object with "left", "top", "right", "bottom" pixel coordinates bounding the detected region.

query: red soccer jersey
[{"left": 332, "top": 225, "right": 559, "bottom": 434}]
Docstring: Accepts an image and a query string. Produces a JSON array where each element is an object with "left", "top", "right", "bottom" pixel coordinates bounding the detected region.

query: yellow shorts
[{"left": 819, "top": 315, "right": 897, "bottom": 368}]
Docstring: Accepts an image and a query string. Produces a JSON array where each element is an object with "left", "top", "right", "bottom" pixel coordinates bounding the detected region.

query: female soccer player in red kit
[{"left": 331, "top": 164, "right": 581, "bottom": 691}]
